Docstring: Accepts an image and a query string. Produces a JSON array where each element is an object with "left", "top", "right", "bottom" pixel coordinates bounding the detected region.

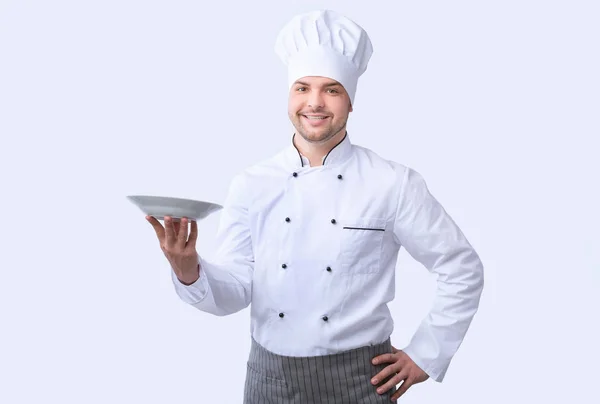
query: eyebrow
[{"left": 293, "top": 80, "right": 342, "bottom": 88}]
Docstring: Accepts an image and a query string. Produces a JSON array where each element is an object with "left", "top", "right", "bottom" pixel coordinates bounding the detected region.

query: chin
[{"left": 299, "top": 130, "right": 332, "bottom": 143}]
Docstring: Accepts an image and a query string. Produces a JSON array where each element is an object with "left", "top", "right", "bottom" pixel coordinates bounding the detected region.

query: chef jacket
[{"left": 170, "top": 133, "right": 484, "bottom": 382}]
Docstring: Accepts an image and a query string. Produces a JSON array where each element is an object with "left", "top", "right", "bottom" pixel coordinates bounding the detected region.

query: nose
[{"left": 307, "top": 89, "right": 324, "bottom": 109}]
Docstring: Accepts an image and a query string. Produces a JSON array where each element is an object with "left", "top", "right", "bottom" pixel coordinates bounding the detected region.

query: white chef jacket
[{"left": 171, "top": 133, "right": 484, "bottom": 382}]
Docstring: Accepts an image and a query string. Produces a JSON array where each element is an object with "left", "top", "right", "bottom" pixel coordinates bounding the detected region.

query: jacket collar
[{"left": 284, "top": 131, "right": 353, "bottom": 168}]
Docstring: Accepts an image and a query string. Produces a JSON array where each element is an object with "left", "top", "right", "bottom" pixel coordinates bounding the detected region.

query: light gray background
[{"left": 1, "top": 0, "right": 598, "bottom": 403}]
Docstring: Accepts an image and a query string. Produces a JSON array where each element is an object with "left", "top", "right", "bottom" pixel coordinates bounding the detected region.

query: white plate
[{"left": 127, "top": 195, "right": 223, "bottom": 221}]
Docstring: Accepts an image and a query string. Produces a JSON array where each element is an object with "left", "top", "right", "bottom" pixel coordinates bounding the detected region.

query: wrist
[{"left": 177, "top": 264, "right": 200, "bottom": 285}]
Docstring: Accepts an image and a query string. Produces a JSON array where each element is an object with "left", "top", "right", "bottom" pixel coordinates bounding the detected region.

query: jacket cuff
[{"left": 170, "top": 259, "right": 209, "bottom": 304}]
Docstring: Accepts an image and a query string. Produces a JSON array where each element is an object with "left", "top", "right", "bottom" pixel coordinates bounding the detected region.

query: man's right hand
[{"left": 146, "top": 215, "right": 200, "bottom": 285}]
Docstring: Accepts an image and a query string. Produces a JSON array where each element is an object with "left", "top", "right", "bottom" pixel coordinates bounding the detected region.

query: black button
[
  {"left": 331, "top": 219, "right": 336, "bottom": 224},
  {"left": 282, "top": 264, "right": 287, "bottom": 269},
  {"left": 322, "top": 315, "right": 328, "bottom": 321},
  {"left": 292, "top": 172, "right": 298, "bottom": 177},
  {"left": 285, "top": 217, "right": 290, "bottom": 222},
  {"left": 279, "top": 313, "right": 284, "bottom": 318},
  {"left": 326, "top": 266, "right": 332, "bottom": 272},
  {"left": 337, "top": 174, "right": 343, "bottom": 179}
]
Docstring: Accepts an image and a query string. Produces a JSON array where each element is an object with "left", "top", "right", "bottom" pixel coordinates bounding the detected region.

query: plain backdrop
[{"left": 1, "top": 0, "right": 598, "bottom": 403}]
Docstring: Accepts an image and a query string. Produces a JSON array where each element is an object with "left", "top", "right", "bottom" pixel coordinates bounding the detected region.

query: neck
[{"left": 293, "top": 128, "right": 347, "bottom": 167}]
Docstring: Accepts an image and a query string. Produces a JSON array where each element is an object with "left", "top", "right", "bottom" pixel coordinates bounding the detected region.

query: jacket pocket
[{"left": 339, "top": 217, "right": 386, "bottom": 275}]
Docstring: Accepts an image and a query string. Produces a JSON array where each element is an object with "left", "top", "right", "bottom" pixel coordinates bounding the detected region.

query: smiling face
[{"left": 288, "top": 76, "right": 353, "bottom": 144}]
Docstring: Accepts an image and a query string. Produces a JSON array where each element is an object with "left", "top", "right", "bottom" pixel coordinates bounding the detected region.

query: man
[{"left": 147, "top": 9, "right": 484, "bottom": 403}]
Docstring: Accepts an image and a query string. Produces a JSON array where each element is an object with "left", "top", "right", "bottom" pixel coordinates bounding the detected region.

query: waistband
[{"left": 247, "top": 337, "right": 393, "bottom": 382}]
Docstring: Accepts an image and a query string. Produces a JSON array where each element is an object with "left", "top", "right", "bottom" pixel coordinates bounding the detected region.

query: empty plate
[{"left": 127, "top": 195, "right": 223, "bottom": 221}]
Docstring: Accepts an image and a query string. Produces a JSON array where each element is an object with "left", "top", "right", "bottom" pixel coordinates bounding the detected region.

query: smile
[{"left": 302, "top": 115, "right": 330, "bottom": 120}]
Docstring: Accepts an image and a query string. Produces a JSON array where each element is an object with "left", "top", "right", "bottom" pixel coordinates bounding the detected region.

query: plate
[{"left": 127, "top": 195, "right": 223, "bottom": 221}]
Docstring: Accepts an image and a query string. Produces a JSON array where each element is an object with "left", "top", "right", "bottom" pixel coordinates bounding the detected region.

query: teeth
[{"left": 305, "top": 116, "right": 327, "bottom": 120}]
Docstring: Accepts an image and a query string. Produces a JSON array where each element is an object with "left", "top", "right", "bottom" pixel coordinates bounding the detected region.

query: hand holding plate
[{"left": 147, "top": 215, "right": 200, "bottom": 285}]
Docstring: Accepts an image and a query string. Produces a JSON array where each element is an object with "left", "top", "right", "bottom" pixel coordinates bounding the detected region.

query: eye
[
  {"left": 327, "top": 88, "right": 339, "bottom": 94},
  {"left": 296, "top": 87, "right": 307, "bottom": 92}
]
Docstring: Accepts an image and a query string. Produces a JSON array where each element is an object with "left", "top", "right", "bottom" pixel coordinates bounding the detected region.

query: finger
[
  {"left": 391, "top": 377, "right": 413, "bottom": 401},
  {"left": 178, "top": 217, "right": 189, "bottom": 247},
  {"left": 146, "top": 216, "right": 165, "bottom": 240},
  {"left": 372, "top": 353, "right": 396, "bottom": 365},
  {"left": 376, "top": 371, "right": 405, "bottom": 396},
  {"left": 164, "top": 217, "right": 176, "bottom": 247},
  {"left": 187, "top": 220, "right": 198, "bottom": 249},
  {"left": 371, "top": 363, "right": 401, "bottom": 386}
]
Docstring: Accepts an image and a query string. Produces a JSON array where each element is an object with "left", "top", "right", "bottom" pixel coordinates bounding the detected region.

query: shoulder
[
  {"left": 235, "top": 149, "right": 290, "bottom": 181},
  {"left": 224, "top": 148, "right": 290, "bottom": 198},
  {"left": 351, "top": 143, "right": 416, "bottom": 182},
  {"left": 351, "top": 144, "right": 433, "bottom": 203}
]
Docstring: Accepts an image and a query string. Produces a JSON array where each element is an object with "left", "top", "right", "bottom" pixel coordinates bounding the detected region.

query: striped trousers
[{"left": 243, "top": 337, "right": 398, "bottom": 403}]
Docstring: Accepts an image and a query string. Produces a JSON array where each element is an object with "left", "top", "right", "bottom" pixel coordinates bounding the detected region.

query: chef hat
[{"left": 274, "top": 9, "right": 373, "bottom": 106}]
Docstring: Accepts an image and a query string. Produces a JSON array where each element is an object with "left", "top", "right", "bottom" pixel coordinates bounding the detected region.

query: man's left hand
[{"left": 371, "top": 346, "right": 429, "bottom": 401}]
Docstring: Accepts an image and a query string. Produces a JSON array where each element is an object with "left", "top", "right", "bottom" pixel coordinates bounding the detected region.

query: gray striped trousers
[{"left": 243, "top": 337, "right": 398, "bottom": 403}]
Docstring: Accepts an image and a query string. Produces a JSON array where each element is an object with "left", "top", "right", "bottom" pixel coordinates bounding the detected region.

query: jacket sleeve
[
  {"left": 393, "top": 167, "right": 484, "bottom": 382},
  {"left": 170, "top": 173, "right": 254, "bottom": 316}
]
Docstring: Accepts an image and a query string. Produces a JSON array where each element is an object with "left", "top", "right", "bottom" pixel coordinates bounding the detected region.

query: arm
[
  {"left": 171, "top": 173, "right": 254, "bottom": 316},
  {"left": 393, "top": 167, "right": 484, "bottom": 382}
]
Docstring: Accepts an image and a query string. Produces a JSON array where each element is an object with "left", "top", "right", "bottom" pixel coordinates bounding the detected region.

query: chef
[{"left": 147, "top": 9, "right": 484, "bottom": 403}]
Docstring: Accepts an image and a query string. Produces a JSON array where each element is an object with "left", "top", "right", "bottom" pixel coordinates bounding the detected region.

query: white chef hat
[{"left": 274, "top": 9, "right": 373, "bottom": 106}]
